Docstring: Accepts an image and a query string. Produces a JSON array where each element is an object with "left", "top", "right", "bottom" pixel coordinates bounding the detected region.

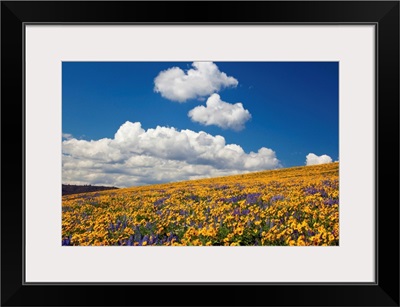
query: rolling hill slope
[{"left": 62, "top": 162, "right": 339, "bottom": 246}]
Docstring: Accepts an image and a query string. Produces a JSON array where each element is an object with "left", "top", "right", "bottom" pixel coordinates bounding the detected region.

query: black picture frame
[{"left": 1, "top": 1, "right": 399, "bottom": 306}]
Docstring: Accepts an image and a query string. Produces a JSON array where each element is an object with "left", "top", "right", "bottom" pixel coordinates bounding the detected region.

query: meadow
[{"left": 62, "top": 162, "right": 339, "bottom": 246}]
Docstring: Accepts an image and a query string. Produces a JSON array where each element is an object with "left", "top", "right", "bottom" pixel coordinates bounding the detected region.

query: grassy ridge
[
  {"left": 62, "top": 184, "right": 119, "bottom": 196},
  {"left": 62, "top": 162, "right": 339, "bottom": 246}
]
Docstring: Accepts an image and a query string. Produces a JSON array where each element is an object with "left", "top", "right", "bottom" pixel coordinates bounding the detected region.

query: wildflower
[{"left": 62, "top": 162, "right": 339, "bottom": 246}]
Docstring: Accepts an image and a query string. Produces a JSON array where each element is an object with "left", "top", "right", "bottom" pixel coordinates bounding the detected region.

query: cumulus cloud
[
  {"left": 154, "top": 62, "right": 238, "bottom": 102},
  {"left": 62, "top": 121, "right": 280, "bottom": 187},
  {"left": 62, "top": 133, "right": 73, "bottom": 140},
  {"left": 188, "top": 94, "right": 251, "bottom": 131},
  {"left": 306, "top": 153, "right": 333, "bottom": 166}
]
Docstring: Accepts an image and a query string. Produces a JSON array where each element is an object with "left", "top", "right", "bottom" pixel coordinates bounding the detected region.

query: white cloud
[
  {"left": 305, "top": 153, "right": 333, "bottom": 166},
  {"left": 154, "top": 62, "right": 238, "bottom": 102},
  {"left": 62, "top": 133, "right": 73, "bottom": 140},
  {"left": 62, "top": 121, "right": 280, "bottom": 187},
  {"left": 188, "top": 94, "right": 251, "bottom": 131}
]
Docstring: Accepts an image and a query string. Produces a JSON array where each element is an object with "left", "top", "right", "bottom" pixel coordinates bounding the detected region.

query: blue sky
[{"left": 62, "top": 61, "right": 338, "bottom": 187}]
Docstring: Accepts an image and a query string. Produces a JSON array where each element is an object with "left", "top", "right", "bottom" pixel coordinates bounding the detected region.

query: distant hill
[{"left": 62, "top": 184, "right": 119, "bottom": 196}]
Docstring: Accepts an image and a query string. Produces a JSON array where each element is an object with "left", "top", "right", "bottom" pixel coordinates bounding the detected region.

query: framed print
[{"left": 1, "top": 1, "right": 399, "bottom": 306}]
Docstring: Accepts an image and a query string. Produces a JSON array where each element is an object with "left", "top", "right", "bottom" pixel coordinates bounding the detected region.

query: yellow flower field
[{"left": 62, "top": 162, "right": 339, "bottom": 246}]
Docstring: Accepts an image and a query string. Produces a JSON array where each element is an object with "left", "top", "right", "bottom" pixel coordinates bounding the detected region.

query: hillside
[
  {"left": 62, "top": 162, "right": 339, "bottom": 246},
  {"left": 62, "top": 184, "right": 119, "bottom": 196}
]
